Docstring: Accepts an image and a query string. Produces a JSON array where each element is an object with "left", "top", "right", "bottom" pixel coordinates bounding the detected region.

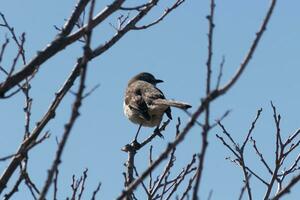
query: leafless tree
[{"left": 1, "top": 0, "right": 300, "bottom": 200}]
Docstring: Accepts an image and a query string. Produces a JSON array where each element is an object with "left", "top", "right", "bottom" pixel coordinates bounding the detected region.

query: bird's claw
[{"left": 131, "top": 140, "right": 141, "bottom": 150}]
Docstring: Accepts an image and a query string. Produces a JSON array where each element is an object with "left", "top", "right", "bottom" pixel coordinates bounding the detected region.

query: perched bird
[{"left": 124, "top": 72, "right": 191, "bottom": 142}]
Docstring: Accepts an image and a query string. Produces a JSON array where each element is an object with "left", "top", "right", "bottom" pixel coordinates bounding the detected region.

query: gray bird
[{"left": 124, "top": 72, "right": 191, "bottom": 142}]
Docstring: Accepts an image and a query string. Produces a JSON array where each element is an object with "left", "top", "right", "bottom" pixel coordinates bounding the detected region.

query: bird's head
[{"left": 129, "top": 72, "right": 163, "bottom": 86}]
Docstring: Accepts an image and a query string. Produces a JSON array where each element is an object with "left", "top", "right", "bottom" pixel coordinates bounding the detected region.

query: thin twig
[
  {"left": 238, "top": 175, "right": 251, "bottom": 200},
  {"left": 132, "top": 0, "right": 185, "bottom": 30},
  {"left": 38, "top": 2, "right": 95, "bottom": 199},
  {"left": 250, "top": 137, "right": 273, "bottom": 175},
  {"left": 0, "top": 37, "right": 9, "bottom": 63},
  {"left": 271, "top": 173, "right": 300, "bottom": 200},
  {"left": 78, "top": 168, "right": 88, "bottom": 200},
  {"left": 215, "top": 55, "right": 225, "bottom": 89},
  {"left": 90, "top": 182, "right": 101, "bottom": 200}
]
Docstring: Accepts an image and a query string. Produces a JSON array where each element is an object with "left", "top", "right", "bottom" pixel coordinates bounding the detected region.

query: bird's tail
[{"left": 153, "top": 99, "right": 192, "bottom": 109}]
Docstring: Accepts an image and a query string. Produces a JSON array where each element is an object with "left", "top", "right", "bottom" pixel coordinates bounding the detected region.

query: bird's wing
[
  {"left": 142, "top": 84, "right": 173, "bottom": 120},
  {"left": 125, "top": 86, "right": 151, "bottom": 121}
]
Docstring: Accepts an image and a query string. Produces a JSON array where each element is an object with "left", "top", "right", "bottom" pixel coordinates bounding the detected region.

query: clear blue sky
[{"left": 1, "top": 0, "right": 300, "bottom": 199}]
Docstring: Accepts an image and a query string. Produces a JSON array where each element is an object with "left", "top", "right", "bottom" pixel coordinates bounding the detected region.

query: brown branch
[
  {"left": 0, "top": 37, "right": 9, "bottom": 63},
  {"left": 263, "top": 103, "right": 284, "bottom": 199},
  {"left": 240, "top": 158, "right": 252, "bottom": 200},
  {"left": 132, "top": 0, "right": 185, "bottom": 30},
  {"left": 250, "top": 137, "right": 273, "bottom": 175},
  {"left": 27, "top": 131, "right": 50, "bottom": 150},
  {"left": 216, "top": 133, "right": 241, "bottom": 159},
  {"left": 0, "top": 2, "right": 97, "bottom": 192},
  {"left": 140, "top": 120, "right": 170, "bottom": 148},
  {"left": 192, "top": 0, "right": 215, "bottom": 198},
  {"left": 0, "top": 0, "right": 184, "bottom": 97},
  {"left": 238, "top": 175, "right": 251, "bottom": 200},
  {"left": 148, "top": 145, "right": 153, "bottom": 194},
  {"left": 0, "top": 0, "right": 125, "bottom": 97},
  {"left": 271, "top": 101, "right": 283, "bottom": 162},
  {"left": 218, "top": 0, "right": 277, "bottom": 95},
  {"left": 0, "top": 13, "right": 26, "bottom": 64},
  {"left": 78, "top": 169, "right": 88, "bottom": 200},
  {"left": 124, "top": 147, "right": 136, "bottom": 200},
  {"left": 165, "top": 155, "right": 196, "bottom": 200},
  {"left": 38, "top": 52, "right": 88, "bottom": 200},
  {"left": 82, "top": 83, "right": 100, "bottom": 98},
  {"left": 210, "top": 109, "right": 231, "bottom": 129},
  {"left": 215, "top": 55, "right": 225, "bottom": 89},
  {"left": 217, "top": 109, "right": 264, "bottom": 200},
  {"left": 91, "top": 0, "right": 161, "bottom": 59},
  {"left": 3, "top": 172, "right": 23, "bottom": 200},
  {"left": 217, "top": 121, "right": 239, "bottom": 155},
  {"left": 60, "top": 0, "right": 91, "bottom": 37},
  {"left": 271, "top": 173, "right": 300, "bottom": 200},
  {"left": 179, "top": 171, "right": 197, "bottom": 200},
  {"left": 70, "top": 175, "right": 83, "bottom": 200},
  {"left": 0, "top": 56, "right": 79, "bottom": 191},
  {"left": 53, "top": 169, "right": 59, "bottom": 200},
  {"left": 23, "top": 79, "right": 32, "bottom": 139},
  {"left": 151, "top": 146, "right": 177, "bottom": 197},
  {"left": 133, "top": 166, "right": 151, "bottom": 198},
  {"left": 23, "top": 171, "right": 40, "bottom": 199},
  {"left": 0, "top": 31, "right": 27, "bottom": 98},
  {"left": 284, "top": 128, "right": 300, "bottom": 147},
  {"left": 244, "top": 166, "right": 268, "bottom": 186},
  {"left": 241, "top": 108, "right": 262, "bottom": 151},
  {"left": 90, "top": 182, "right": 101, "bottom": 200},
  {"left": 121, "top": 121, "right": 170, "bottom": 200},
  {"left": 280, "top": 153, "right": 300, "bottom": 178},
  {"left": 0, "top": 154, "right": 15, "bottom": 162},
  {"left": 158, "top": 174, "right": 169, "bottom": 200},
  {"left": 38, "top": 2, "right": 95, "bottom": 199}
]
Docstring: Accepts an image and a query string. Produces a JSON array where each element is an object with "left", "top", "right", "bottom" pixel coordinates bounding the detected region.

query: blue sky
[{"left": 1, "top": 0, "right": 300, "bottom": 199}]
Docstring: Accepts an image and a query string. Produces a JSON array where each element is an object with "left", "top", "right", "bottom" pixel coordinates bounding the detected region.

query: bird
[{"left": 123, "top": 72, "right": 191, "bottom": 143}]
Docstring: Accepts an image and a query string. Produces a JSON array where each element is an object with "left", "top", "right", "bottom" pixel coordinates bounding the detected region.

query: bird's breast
[{"left": 123, "top": 101, "right": 167, "bottom": 127}]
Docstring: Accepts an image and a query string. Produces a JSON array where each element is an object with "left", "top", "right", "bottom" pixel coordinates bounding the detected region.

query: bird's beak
[{"left": 155, "top": 79, "right": 164, "bottom": 84}]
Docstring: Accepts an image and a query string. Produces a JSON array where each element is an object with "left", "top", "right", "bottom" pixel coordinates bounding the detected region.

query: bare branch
[
  {"left": 133, "top": 166, "right": 151, "bottom": 198},
  {"left": 250, "top": 137, "right": 273, "bottom": 175},
  {"left": 238, "top": 175, "right": 251, "bottom": 200},
  {"left": 60, "top": 0, "right": 91, "bottom": 36},
  {"left": 139, "top": 120, "right": 170, "bottom": 148},
  {"left": 241, "top": 108, "right": 262, "bottom": 151},
  {"left": 271, "top": 173, "right": 300, "bottom": 200},
  {"left": 53, "top": 169, "right": 59, "bottom": 200},
  {"left": 0, "top": 37, "right": 9, "bottom": 63},
  {"left": 218, "top": 0, "right": 277, "bottom": 95},
  {"left": 0, "top": 154, "right": 16, "bottom": 162},
  {"left": 215, "top": 55, "right": 225, "bottom": 89},
  {"left": 3, "top": 172, "right": 23, "bottom": 200},
  {"left": 216, "top": 134, "right": 240, "bottom": 159},
  {"left": 132, "top": 0, "right": 185, "bottom": 30},
  {"left": 38, "top": 2, "right": 95, "bottom": 198},
  {"left": 78, "top": 169, "right": 88, "bottom": 200},
  {"left": 90, "top": 182, "right": 101, "bottom": 200},
  {"left": 165, "top": 154, "right": 196, "bottom": 200},
  {"left": 0, "top": 0, "right": 126, "bottom": 97},
  {"left": 151, "top": 146, "right": 177, "bottom": 197},
  {"left": 0, "top": 13, "right": 26, "bottom": 64},
  {"left": 192, "top": 0, "right": 215, "bottom": 198},
  {"left": 179, "top": 172, "right": 197, "bottom": 200},
  {"left": 217, "top": 121, "right": 239, "bottom": 151}
]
